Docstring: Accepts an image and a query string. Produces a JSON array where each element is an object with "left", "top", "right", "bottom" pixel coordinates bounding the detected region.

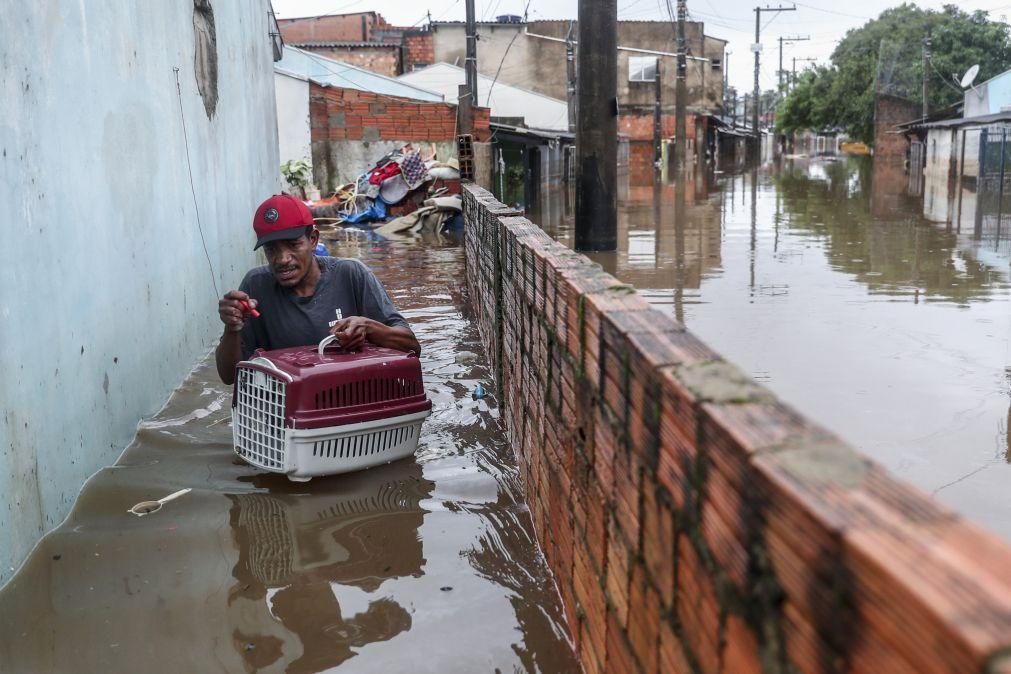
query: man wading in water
[{"left": 215, "top": 194, "right": 420, "bottom": 384}]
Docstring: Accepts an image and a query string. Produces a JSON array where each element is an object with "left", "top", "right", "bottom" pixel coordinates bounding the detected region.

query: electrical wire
[
  {"left": 173, "top": 67, "right": 220, "bottom": 300},
  {"left": 315, "top": 0, "right": 365, "bottom": 20},
  {"left": 484, "top": 0, "right": 533, "bottom": 107},
  {"left": 790, "top": 1, "right": 871, "bottom": 21}
]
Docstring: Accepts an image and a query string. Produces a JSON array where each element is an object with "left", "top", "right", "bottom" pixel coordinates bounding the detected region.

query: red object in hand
[{"left": 240, "top": 300, "right": 260, "bottom": 318}]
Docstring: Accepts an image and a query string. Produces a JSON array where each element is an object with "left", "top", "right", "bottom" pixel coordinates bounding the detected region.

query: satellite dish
[{"left": 960, "top": 64, "right": 980, "bottom": 89}]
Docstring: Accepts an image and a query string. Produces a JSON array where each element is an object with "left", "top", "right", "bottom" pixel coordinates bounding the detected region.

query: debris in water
[{"left": 128, "top": 488, "right": 192, "bottom": 517}]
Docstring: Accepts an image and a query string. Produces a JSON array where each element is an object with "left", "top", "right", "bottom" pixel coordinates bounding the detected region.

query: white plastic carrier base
[{"left": 233, "top": 408, "right": 429, "bottom": 482}]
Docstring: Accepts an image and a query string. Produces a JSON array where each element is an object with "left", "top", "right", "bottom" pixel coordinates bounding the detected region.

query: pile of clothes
[{"left": 337, "top": 144, "right": 462, "bottom": 229}]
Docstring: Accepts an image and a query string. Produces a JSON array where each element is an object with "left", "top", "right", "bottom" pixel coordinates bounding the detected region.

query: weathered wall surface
[
  {"left": 309, "top": 84, "right": 490, "bottom": 190},
  {"left": 275, "top": 71, "right": 312, "bottom": 170},
  {"left": 0, "top": 1, "right": 278, "bottom": 584},
  {"left": 292, "top": 45, "right": 400, "bottom": 78},
  {"left": 278, "top": 12, "right": 382, "bottom": 43},
  {"left": 873, "top": 93, "right": 919, "bottom": 159},
  {"left": 463, "top": 184, "right": 1011, "bottom": 674}
]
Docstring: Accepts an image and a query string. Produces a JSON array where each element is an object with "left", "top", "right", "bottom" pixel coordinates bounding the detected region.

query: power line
[
  {"left": 791, "top": 1, "right": 870, "bottom": 20},
  {"left": 485, "top": 0, "right": 533, "bottom": 106}
]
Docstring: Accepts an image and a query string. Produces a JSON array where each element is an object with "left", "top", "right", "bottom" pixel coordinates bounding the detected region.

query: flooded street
[
  {"left": 536, "top": 156, "right": 1011, "bottom": 540},
  {"left": 0, "top": 233, "right": 577, "bottom": 672}
]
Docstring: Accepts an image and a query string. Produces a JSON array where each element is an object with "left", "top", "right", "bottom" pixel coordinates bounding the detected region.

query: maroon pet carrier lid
[{"left": 235, "top": 340, "right": 431, "bottom": 429}]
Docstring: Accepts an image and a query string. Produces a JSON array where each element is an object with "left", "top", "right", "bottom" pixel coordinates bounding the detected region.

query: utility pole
[
  {"left": 675, "top": 0, "right": 688, "bottom": 170},
  {"left": 566, "top": 21, "right": 577, "bottom": 133},
  {"left": 791, "top": 56, "right": 815, "bottom": 91},
  {"left": 922, "top": 34, "right": 931, "bottom": 119},
  {"left": 464, "top": 0, "right": 478, "bottom": 106},
  {"left": 575, "top": 0, "right": 617, "bottom": 251},
  {"left": 777, "top": 35, "right": 808, "bottom": 94},
  {"left": 654, "top": 60, "right": 663, "bottom": 168},
  {"left": 753, "top": 5, "right": 796, "bottom": 157}
]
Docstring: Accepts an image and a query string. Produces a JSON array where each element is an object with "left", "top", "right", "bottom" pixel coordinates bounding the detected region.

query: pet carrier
[{"left": 231, "top": 335, "right": 430, "bottom": 481}]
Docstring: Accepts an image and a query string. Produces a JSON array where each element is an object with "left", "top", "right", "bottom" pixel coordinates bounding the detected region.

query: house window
[
  {"left": 711, "top": 59, "right": 722, "bottom": 70},
  {"left": 629, "top": 56, "right": 658, "bottom": 83}
]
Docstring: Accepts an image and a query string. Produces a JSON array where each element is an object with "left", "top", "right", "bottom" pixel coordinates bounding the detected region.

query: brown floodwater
[
  {"left": 534, "top": 156, "right": 1011, "bottom": 541},
  {"left": 0, "top": 230, "right": 578, "bottom": 672}
]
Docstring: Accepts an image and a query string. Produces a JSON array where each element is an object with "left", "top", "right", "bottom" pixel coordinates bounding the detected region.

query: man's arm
[
  {"left": 331, "top": 316, "right": 421, "bottom": 354},
  {"left": 216, "top": 290, "right": 256, "bottom": 385}
]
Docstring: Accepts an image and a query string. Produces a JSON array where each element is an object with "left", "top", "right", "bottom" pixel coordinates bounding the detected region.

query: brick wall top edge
[{"left": 460, "top": 184, "right": 1011, "bottom": 666}]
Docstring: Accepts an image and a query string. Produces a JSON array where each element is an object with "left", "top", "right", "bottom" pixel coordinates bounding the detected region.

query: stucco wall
[
  {"left": 275, "top": 71, "right": 312, "bottom": 174},
  {"left": 0, "top": 0, "right": 279, "bottom": 584}
]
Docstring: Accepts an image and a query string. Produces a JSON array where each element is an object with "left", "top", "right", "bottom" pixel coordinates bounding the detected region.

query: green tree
[{"left": 777, "top": 4, "right": 1011, "bottom": 143}]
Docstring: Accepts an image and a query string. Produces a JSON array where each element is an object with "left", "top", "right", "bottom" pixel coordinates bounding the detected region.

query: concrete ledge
[{"left": 462, "top": 183, "right": 1011, "bottom": 674}]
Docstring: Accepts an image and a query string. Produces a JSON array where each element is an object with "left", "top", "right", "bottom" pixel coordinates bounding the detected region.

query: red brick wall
[
  {"left": 618, "top": 112, "right": 688, "bottom": 142},
  {"left": 463, "top": 183, "right": 1011, "bottom": 674},
  {"left": 874, "top": 93, "right": 919, "bottom": 160},
  {"left": 403, "top": 32, "right": 435, "bottom": 71},
  {"left": 278, "top": 13, "right": 382, "bottom": 43},
  {"left": 299, "top": 46, "right": 399, "bottom": 78},
  {"left": 309, "top": 84, "right": 489, "bottom": 143}
]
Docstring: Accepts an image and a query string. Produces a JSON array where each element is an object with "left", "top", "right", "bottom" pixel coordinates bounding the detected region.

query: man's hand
[
  {"left": 219, "top": 290, "right": 257, "bottom": 334},
  {"left": 330, "top": 316, "right": 371, "bottom": 351}
]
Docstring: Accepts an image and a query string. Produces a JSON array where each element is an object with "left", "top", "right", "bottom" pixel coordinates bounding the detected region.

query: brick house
[{"left": 278, "top": 11, "right": 435, "bottom": 76}]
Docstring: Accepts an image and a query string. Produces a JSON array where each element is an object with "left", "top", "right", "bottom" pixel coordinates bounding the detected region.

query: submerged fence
[{"left": 463, "top": 183, "right": 1011, "bottom": 674}]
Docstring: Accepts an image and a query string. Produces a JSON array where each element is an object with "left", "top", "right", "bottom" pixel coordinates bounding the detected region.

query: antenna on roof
[
  {"left": 959, "top": 64, "right": 984, "bottom": 100},
  {"left": 960, "top": 64, "right": 980, "bottom": 89}
]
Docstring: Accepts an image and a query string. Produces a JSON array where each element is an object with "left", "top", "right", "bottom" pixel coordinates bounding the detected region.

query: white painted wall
[
  {"left": 0, "top": 0, "right": 279, "bottom": 583},
  {"left": 275, "top": 70, "right": 312, "bottom": 178},
  {"left": 398, "top": 63, "right": 570, "bottom": 132}
]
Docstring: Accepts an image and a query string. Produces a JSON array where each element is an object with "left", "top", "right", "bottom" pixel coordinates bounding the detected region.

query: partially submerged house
[{"left": 895, "top": 67, "right": 1011, "bottom": 225}]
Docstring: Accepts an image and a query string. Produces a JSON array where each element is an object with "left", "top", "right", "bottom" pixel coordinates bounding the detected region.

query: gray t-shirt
[{"left": 238, "top": 256, "right": 409, "bottom": 359}]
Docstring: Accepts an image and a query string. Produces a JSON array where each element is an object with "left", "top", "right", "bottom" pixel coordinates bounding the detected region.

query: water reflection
[
  {"left": 227, "top": 465, "right": 431, "bottom": 672},
  {"left": 533, "top": 156, "right": 1011, "bottom": 541}
]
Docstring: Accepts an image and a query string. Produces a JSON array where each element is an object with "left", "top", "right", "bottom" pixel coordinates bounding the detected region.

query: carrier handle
[{"left": 318, "top": 334, "right": 342, "bottom": 357}]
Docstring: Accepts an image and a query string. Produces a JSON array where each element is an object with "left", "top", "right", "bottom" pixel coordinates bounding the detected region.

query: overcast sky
[{"left": 273, "top": 0, "right": 1011, "bottom": 92}]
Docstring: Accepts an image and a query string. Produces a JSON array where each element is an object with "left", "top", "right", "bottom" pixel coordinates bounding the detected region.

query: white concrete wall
[
  {"left": 275, "top": 70, "right": 312, "bottom": 175},
  {"left": 0, "top": 0, "right": 279, "bottom": 583}
]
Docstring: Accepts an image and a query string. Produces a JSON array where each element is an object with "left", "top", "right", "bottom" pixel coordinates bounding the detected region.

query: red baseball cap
[{"left": 252, "top": 194, "right": 314, "bottom": 250}]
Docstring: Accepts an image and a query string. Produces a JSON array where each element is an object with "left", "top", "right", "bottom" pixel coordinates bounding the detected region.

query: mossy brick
[
  {"left": 606, "top": 517, "right": 634, "bottom": 629},
  {"left": 606, "top": 609, "right": 642, "bottom": 674},
  {"left": 584, "top": 480, "right": 609, "bottom": 573},
  {"left": 722, "top": 613, "right": 763, "bottom": 674},
  {"left": 697, "top": 465, "right": 750, "bottom": 593},
  {"left": 574, "top": 540, "right": 608, "bottom": 659},
  {"left": 580, "top": 619, "right": 607, "bottom": 674},
  {"left": 641, "top": 482, "right": 676, "bottom": 609},
  {"left": 675, "top": 536, "right": 722, "bottom": 674},
  {"left": 627, "top": 563, "right": 661, "bottom": 671},
  {"left": 613, "top": 443, "right": 643, "bottom": 552},
  {"left": 659, "top": 618, "right": 694, "bottom": 674}
]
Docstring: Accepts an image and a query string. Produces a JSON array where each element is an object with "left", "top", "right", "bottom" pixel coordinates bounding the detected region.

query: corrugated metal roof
[
  {"left": 275, "top": 46, "right": 444, "bottom": 102},
  {"left": 906, "top": 110, "right": 1011, "bottom": 130}
]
